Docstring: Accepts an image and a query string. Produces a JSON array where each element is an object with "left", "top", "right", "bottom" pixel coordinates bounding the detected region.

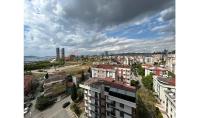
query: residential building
[
  {"left": 144, "top": 56, "right": 153, "bottom": 64},
  {"left": 91, "top": 65, "right": 116, "bottom": 79},
  {"left": 80, "top": 77, "right": 136, "bottom": 118},
  {"left": 165, "top": 90, "right": 176, "bottom": 118},
  {"left": 153, "top": 76, "right": 175, "bottom": 110},
  {"left": 165, "top": 54, "right": 175, "bottom": 74},
  {"left": 24, "top": 75, "right": 33, "bottom": 95},
  {"left": 144, "top": 66, "right": 168, "bottom": 77},
  {"left": 91, "top": 64, "right": 132, "bottom": 85}
]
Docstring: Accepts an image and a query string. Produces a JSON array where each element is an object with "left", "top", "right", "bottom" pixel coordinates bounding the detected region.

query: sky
[{"left": 24, "top": 0, "right": 175, "bottom": 56}]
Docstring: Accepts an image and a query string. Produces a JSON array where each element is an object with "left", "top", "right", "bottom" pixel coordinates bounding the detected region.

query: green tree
[
  {"left": 30, "top": 79, "right": 39, "bottom": 95},
  {"left": 45, "top": 73, "right": 49, "bottom": 79},
  {"left": 70, "top": 103, "right": 82, "bottom": 117},
  {"left": 142, "top": 74, "right": 153, "bottom": 90},
  {"left": 130, "top": 80, "right": 139, "bottom": 87},
  {"left": 88, "top": 67, "right": 92, "bottom": 77},
  {"left": 71, "top": 84, "right": 78, "bottom": 101},
  {"left": 81, "top": 71, "right": 85, "bottom": 82},
  {"left": 155, "top": 107, "right": 163, "bottom": 118},
  {"left": 168, "top": 71, "right": 175, "bottom": 78},
  {"left": 35, "top": 96, "right": 54, "bottom": 110}
]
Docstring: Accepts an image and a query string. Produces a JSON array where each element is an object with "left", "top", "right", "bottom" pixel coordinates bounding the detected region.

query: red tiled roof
[
  {"left": 157, "top": 77, "right": 175, "bottom": 86},
  {"left": 94, "top": 64, "right": 114, "bottom": 69},
  {"left": 94, "top": 64, "right": 130, "bottom": 69}
]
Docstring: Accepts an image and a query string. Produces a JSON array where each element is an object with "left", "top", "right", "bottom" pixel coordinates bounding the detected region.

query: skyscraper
[
  {"left": 105, "top": 51, "right": 108, "bottom": 56},
  {"left": 56, "top": 48, "right": 60, "bottom": 61},
  {"left": 61, "top": 48, "right": 65, "bottom": 60}
]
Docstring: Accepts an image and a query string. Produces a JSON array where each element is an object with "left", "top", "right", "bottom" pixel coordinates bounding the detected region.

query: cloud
[
  {"left": 158, "top": 6, "right": 175, "bottom": 22},
  {"left": 59, "top": 0, "right": 173, "bottom": 29},
  {"left": 24, "top": 0, "right": 175, "bottom": 56}
]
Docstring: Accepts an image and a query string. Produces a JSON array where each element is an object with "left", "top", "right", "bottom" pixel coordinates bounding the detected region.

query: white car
[{"left": 24, "top": 107, "right": 29, "bottom": 115}]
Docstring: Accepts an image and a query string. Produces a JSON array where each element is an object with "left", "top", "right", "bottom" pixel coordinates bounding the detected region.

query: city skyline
[{"left": 24, "top": 0, "right": 175, "bottom": 56}]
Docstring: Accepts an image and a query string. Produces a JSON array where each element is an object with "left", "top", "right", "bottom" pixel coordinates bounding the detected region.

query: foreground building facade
[{"left": 80, "top": 77, "right": 136, "bottom": 118}]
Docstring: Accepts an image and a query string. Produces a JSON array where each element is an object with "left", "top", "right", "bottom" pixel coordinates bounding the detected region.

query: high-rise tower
[
  {"left": 56, "top": 48, "right": 60, "bottom": 61},
  {"left": 61, "top": 48, "right": 65, "bottom": 60}
]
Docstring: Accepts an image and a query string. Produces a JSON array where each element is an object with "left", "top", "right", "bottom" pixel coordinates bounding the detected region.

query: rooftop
[
  {"left": 93, "top": 64, "right": 130, "bottom": 69},
  {"left": 83, "top": 77, "right": 136, "bottom": 92},
  {"left": 44, "top": 75, "right": 65, "bottom": 83},
  {"left": 157, "top": 76, "right": 175, "bottom": 86},
  {"left": 147, "top": 66, "right": 167, "bottom": 71}
]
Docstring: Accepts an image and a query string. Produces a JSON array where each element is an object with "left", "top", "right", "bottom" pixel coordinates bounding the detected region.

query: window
[
  {"left": 171, "top": 108, "right": 173, "bottom": 112},
  {"left": 120, "top": 103, "right": 124, "bottom": 108},
  {"left": 120, "top": 111, "right": 124, "bottom": 117},
  {"left": 107, "top": 112, "right": 110, "bottom": 116},
  {"left": 95, "top": 92, "right": 98, "bottom": 98},
  {"left": 105, "top": 87, "right": 110, "bottom": 92}
]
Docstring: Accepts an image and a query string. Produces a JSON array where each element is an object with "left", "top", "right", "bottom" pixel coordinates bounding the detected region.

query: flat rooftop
[
  {"left": 83, "top": 77, "right": 136, "bottom": 92},
  {"left": 93, "top": 64, "right": 130, "bottom": 69},
  {"left": 157, "top": 76, "right": 175, "bottom": 86}
]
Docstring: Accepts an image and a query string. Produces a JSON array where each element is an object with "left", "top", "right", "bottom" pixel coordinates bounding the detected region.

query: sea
[{"left": 24, "top": 56, "right": 55, "bottom": 64}]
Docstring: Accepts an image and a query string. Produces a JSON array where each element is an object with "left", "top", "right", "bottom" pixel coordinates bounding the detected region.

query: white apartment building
[
  {"left": 80, "top": 77, "right": 136, "bottom": 118},
  {"left": 91, "top": 65, "right": 116, "bottom": 79},
  {"left": 165, "top": 90, "right": 176, "bottom": 118},
  {"left": 153, "top": 76, "right": 175, "bottom": 111},
  {"left": 91, "top": 64, "right": 132, "bottom": 85},
  {"left": 144, "top": 56, "right": 153, "bottom": 64},
  {"left": 145, "top": 66, "right": 168, "bottom": 77},
  {"left": 165, "top": 54, "right": 175, "bottom": 74}
]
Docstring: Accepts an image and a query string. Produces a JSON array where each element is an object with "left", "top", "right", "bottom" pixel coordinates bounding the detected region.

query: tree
[
  {"left": 155, "top": 107, "right": 163, "bottom": 118},
  {"left": 71, "top": 84, "right": 78, "bottom": 101},
  {"left": 168, "top": 71, "right": 175, "bottom": 78},
  {"left": 88, "top": 67, "right": 92, "bottom": 77},
  {"left": 142, "top": 74, "right": 153, "bottom": 90},
  {"left": 77, "top": 89, "right": 84, "bottom": 102},
  {"left": 70, "top": 103, "right": 82, "bottom": 117},
  {"left": 81, "top": 71, "right": 85, "bottom": 82},
  {"left": 130, "top": 80, "right": 139, "bottom": 87},
  {"left": 35, "top": 96, "right": 55, "bottom": 110},
  {"left": 30, "top": 79, "right": 39, "bottom": 95},
  {"left": 45, "top": 73, "right": 49, "bottom": 79}
]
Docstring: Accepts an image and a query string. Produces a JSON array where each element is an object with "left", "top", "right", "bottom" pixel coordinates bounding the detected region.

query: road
[
  {"left": 31, "top": 64, "right": 80, "bottom": 74},
  {"left": 24, "top": 95, "right": 76, "bottom": 118}
]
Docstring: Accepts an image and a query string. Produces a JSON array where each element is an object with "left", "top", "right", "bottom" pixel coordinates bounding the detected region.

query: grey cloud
[
  {"left": 24, "top": 0, "right": 175, "bottom": 56},
  {"left": 60, "top": 0, "right": 173, "bottom": 29}
]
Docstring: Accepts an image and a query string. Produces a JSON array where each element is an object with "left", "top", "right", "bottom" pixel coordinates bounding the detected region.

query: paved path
[
  {"left": 31, "top": 64, "right": 80, "bottom": 74},
  {"left": 25, "top": 95, "right": 76, "bottom": 118}
]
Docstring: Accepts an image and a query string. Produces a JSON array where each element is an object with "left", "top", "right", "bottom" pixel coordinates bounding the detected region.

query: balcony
[{"left": 110, "top": 110, "right": 116, "bottom": 116}]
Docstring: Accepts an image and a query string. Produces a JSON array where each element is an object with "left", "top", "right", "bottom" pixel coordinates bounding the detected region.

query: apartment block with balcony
[
  {"left": 80, "top": 77, "right": 136, "bottom": 118},
  {"left": 91, "top": 64, "right": 132, "bottom": 85},
  {"left": 165, "top": 90, "right": 176, "bottom": 118},
  {"left": 153, "top": 76, "right": 175, "bottom": 111}
]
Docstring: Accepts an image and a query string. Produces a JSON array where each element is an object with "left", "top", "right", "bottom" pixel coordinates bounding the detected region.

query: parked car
[
  {"left": 24, "top": 107, "right": 29, "bottom": 115},
  {"left": 62, "top": 102, "right": 70, "bottom": 108}
]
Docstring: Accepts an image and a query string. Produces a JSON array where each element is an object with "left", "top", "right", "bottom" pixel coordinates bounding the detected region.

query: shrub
[{"left": 35, "top": 96, "right": 55, "bottom": 110}]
